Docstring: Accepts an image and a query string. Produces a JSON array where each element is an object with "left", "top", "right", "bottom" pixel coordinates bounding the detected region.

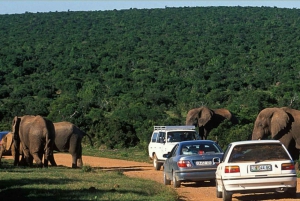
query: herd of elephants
[
  {"left": 0, "top": 115, "right": 92, "bottom": 168},
  {"left": 0, "top": 106, "right": 299, "bottom": 168}
]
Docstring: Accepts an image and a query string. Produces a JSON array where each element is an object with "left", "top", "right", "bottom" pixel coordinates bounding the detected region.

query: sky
[{"left": 0, "top": 1, "right": 299, "bottom": 15}]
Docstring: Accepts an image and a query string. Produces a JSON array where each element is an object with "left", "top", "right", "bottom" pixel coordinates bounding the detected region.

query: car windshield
[
  {"left": 228, "top": 143, "right": 291, "bottom": 163},
  {"left": 181, "top": 143, "right": 221, "bottom": 155},
  {"left": 167, "top": 131, "right": 197, "bottom": 142}
]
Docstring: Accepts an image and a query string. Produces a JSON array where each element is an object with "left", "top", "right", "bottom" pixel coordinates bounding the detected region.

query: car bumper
[
  {"left": 175, "top": 169, "right": 216, "bottom": 181},
  {"left": 220, "top": 175, "right": 297, "bottom": 193}
]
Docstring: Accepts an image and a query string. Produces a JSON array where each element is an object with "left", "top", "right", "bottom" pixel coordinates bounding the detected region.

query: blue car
[
  {"left": 0, "top": 131, "right": 10, "bottom": 141},
  {"left": 163, "top": 140, "right": 223, "bottom": 188}
]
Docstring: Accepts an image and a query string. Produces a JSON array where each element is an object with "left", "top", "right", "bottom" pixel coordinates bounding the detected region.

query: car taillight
[
  {"left": 282, "top": 163, "right": 295, "bottom": 170},
  {"left": 177, "top": 160, "right": 192, "bottom": 168},
  {"left": 225, "top": 166, "right": 240, "bottom": 173}
]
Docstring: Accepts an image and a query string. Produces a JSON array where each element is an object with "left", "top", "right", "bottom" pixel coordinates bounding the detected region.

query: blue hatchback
[{"left": 163, "top": 140, "right": 223, "bottom": 188}]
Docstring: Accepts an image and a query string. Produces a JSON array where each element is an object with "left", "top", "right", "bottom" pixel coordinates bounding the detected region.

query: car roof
[
  {"left": 0, "top": 131, "right": 10, "bottom": 140},
  {"left": 229, "top": 140, "right": 282, "bottom": 146},
  {"left": 178, "top": 140, "right": 217, "bottom": 145}
]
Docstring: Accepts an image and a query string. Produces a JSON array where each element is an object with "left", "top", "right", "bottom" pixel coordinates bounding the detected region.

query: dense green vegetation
[{"left": 1, "top": 6, "right": 300, "bottom": 150}]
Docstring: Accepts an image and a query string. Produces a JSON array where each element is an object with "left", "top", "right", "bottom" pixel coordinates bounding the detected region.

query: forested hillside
[{"left": 1, "top": 6, "right": 300, "bottom": 149}]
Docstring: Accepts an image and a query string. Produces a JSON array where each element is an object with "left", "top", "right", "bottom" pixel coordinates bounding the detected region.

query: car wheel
[
  {"left": 153, "top": 154, "right": 161, "bottom": 170},
  {"left": 285, "top": 187, "right": 297, "bottom": 198},
  {"left": 163, "top": 172, "right": 171, "bottom": 185},
  {"left": 222, "top": 185, "right": 232, "bottom": 201},
  {"left": 210, "top": 179, "right": 216, "bottom": 185},
  {"left": 172, "top": 171, "right": 181, "bottom": 188},
  {"left": 216, "top": 180, "right": 222, "bottom": 198}
]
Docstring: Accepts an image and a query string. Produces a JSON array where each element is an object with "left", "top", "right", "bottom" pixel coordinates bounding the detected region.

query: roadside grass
[
  {"left": 0, "top": 160, "right": 178, "bottom": 201},
  {"left": 82, "top": 145, "right": 151, "bottom": 163}
]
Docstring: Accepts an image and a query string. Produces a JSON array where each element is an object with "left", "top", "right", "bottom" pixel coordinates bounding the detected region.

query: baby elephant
[{"left": 0, "top": 132, "right": 14, "bottom": 164}]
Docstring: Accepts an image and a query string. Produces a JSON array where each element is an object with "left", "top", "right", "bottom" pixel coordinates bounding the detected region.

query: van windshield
[{"left": 166, "top": 131, "right": 197, "bottom": 142}]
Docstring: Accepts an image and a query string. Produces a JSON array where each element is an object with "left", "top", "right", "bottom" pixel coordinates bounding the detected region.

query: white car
[{"left": 215, "top": 140, "right": 297, "bottom": 201}]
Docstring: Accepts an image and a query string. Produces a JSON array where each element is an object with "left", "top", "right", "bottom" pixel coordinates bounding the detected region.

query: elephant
[
  {"left": 0, "top": 132, "right": 26, "bottom": 165},
  {"left": 12, "top": 115, "right": 56, "bottom": 168},
  {"left": 0, "top": 132, "right": 14, "bottom": 164},
  {"left": 186, "top": 106, "right": 238, "bottom": 140},
  {"left": 47, "top": 121, "right": 93, "bottom": 168},
  {"left": 251, "top": 107, "right": 300, "bottom": 164}
]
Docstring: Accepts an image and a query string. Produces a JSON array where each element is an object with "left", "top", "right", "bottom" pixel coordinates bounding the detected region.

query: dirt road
[
  {"left": 56, "top": 153, "right": 300, "bottom": 201},
  {"left": 4, "top": 153, "right": 300, "bottom": 200}
]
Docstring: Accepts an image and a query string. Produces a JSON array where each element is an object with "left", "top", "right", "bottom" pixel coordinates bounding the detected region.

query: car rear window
[
  {"left": 229, "top": 143, "right": 291, "bottom": 162},
  {"left": 181, "top": 143, "right": 221, "bottom": 155}
]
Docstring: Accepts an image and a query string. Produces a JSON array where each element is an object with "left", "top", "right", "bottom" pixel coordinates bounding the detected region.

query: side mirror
[{"left": 163, "top": 153, "right": 169, "bottom": 158}]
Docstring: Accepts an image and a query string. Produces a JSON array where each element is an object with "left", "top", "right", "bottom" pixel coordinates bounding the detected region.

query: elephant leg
[
  {"left": 77, "top": 158, "right": 83, "bottom": 168},
  {"left": 71, "top": 154, "right": 77, "bottom": 168},
  {"left": 198, "top": 126, "right": 205, "bottom": 140},
  {"left": 48, "top": 154, "right": 57, "bottom": 166},
  {"left": 77, "top": 144, "right": 83, "bottom": 168},
  {"left": 30, "top": 151, "right": 43, "bottom": 167},
  {"left": 22, "top": 144, "right": 33, "bottom": 166}
]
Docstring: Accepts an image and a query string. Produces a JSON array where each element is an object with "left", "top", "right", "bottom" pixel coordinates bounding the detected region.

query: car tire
[
  {"left": 153, "top": 154, "right": 162, "bottom": 170},
  {"left": 172, "top": 171, "right": 181, "bottom": 188},
  {"left": 222, "top": 185, "right": 232, "bottom": 201},
  {"left": 285, "top": 187, "right": 297, "bottom": 198},
  {"left": 216, "top": 180, "right": 222, "bottom": 198},
  {"left": 163, "top": 172, "right": 171, "bottom": 185}
]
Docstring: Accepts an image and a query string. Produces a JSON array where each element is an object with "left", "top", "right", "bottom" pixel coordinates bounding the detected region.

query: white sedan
[{"left": 215, "top": 140, "right": 297, "bottom": 201}]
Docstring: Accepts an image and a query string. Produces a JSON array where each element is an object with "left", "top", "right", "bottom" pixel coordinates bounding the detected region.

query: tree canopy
[{"left": 1, "top": 6, "right": 300, "bottom": 149}]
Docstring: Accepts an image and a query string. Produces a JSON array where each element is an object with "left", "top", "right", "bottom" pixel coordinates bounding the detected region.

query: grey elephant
[
  {"left": 48, "top": 121, "right": 93, "bottom": 168},
  {"left": 252, "top": 107, "right": 300, "bottom": 164},
  {"left": 12, "top": 115, "right": 55, "bottom": 168},
  {"left": 186, "top": 106, "right": 238, "bottom": 140}
]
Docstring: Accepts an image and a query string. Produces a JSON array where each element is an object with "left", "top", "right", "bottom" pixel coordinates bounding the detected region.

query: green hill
[{"left": 1, "top": 6, "right": 300, "bottom": 149}]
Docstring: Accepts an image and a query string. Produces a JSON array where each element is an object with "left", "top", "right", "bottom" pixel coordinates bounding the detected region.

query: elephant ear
[
  {"left": 198, "top": 107, "right": 213, "bottom": 126},
  {"left": 6, "top": 132, "right": 13, "bottom": 151},
  {"left": 214, "top": 108, "right": 239, "bottom": 124},
  {"left": 186, "top": 108, "right": 201, "bottom": 125},
  {"left": 214, "top": 109, "right": 232, "bottom": 119},
  {"left": 270, "top": 108, "right": 289, "bottom": 139}
]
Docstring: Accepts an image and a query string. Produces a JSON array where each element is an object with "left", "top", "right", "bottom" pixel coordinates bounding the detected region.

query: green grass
[
  {"left": 82, "top": 145, "right": 151, "bottom": 163},
  {"left": 0, "top": 159, "right": 177, "bottom": 201}
]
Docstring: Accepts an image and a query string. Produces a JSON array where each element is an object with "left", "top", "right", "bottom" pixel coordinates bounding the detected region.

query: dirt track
[{"left": 4, "top": 153, "right": 300, "bottom": 201}]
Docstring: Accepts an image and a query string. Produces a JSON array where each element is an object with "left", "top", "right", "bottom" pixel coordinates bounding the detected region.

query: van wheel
[{"left": 153, "top": 154, "right": 161, "bottom": 170}]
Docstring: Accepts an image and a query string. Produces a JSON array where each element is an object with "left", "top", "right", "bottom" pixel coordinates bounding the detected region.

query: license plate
[
  {"left": 250, "top": 164, "right": 272, "bottom": 172},
  {"left": 195, "top": 161, "right": 212, "bottom": 166}
]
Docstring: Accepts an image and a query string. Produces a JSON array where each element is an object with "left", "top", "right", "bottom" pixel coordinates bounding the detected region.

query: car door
[{"left": 164, "top": 144, "right": 179, "bottom": 177}]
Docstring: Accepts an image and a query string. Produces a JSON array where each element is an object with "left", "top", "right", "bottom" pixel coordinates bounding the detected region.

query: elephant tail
[{"left": 85, "top": 133, "right": 93, "bottom": 147}]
